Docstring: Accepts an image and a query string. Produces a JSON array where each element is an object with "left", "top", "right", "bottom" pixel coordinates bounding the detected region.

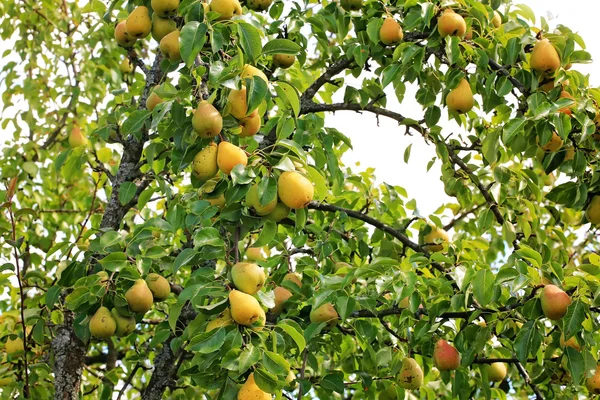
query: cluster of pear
[
  {"left": 88, "top": 273, "right": 171, "bottom": 339},
  {"left": 115, "top": 0, "right": 180, "bottom": 50}
]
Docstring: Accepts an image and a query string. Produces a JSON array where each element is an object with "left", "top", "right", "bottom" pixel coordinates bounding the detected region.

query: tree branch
[
  {"left": 300, "top": 57, "right": 355, "bottom": 104},
  {"left": 514, "top": 358, "right": 544, "bottom": 399},
  {"left": 443, "top": 203, "right": 484, "bottom": 231}
]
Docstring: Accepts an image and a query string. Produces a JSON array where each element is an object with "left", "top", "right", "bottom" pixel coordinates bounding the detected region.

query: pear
[
  {"left": 266, "top": 202, "right": 290, "bottom": 222},
  {"left": 126, "top": 6, "right": 152, "bottom": 39},
  {"left": 586, "top": 196, "right": 600, "bottom": 225},
  {"left": 192, "top": 142, "right": 219, "bottom": 181},
  {"left": 530, "top": 39, "right": 560, "bottom": 75},
  {"left": 238, "top": 373, "right": 271, "bottom": 400},
  {"left": 491, "top": 11, "right": 501, "bottom": 28},
  {"left": 209, "top": 0, "right": 242, "bottom": 20},
  {"left": 115, "top": 20, "right": 137, "bottom": 47},
  {"left": 464, "top": 26, "right": 473, "bottom": 40},
  {"left": 559, "top": 333, "right": 581, "bottom": 351},
  {"left": 0, "top": 377, "right": 12, "bottom": 387},
  {"left": 119, "top": 58, "right": 134, "bottom": 74},
  {"left": 277, "top": 171, "right": 314, "bottom": 209},
  {"left": 146, "top": 91, "right": 164, "bottom": 111},
  {"left": 192, "top": 101, "right": 223, "bottom": 138},
  {"left": 111, "top": 308, "right": 136, "bottom": 336},
  {"left": 246, "top": 184, "right": 278, "bottom": 216},
  {"left": 285, "top": 370, "right": 297, "bottom": 388},
  {"left": 379, "top": 386, "right": 398, "bottom": 400},
  {"left": 125, "top": 279, "right": 154, "bottom": 313},
  {"left": 310, "top": 303, "right": 338, "bottom": 328},
  {"left": 446, "top": 79, "right": 474, "bottom": 113},
  {"left": 398, "top": 357, "right": 423, "bottom": 389},
  {"left": 423, "top": 226, "right": 449, "bottom": 252},
  {"left": 564, "top": 147, "right": 575, "bottom": 161},
  {"left": 241, "top": 64, "right": 268, "bottom": 84},
  {"left": 540, "top": 284, "right": 571, "bottom": 320},
  {"left": 587, "top": 365, "right": 600, "bottom": 394},
  {"left": 231, "top": 262, "right": 266, "bottom": 295},
  {"left": 97, "top": 271, "right": 110, "bottom": 284},
  {"left": 146, "top": 273, "right": 171, "bottom": 301},
  {"left": 227, "top": 86, "right": 249, "bottom": 119},
  {"left": 5, "top": 337, "right": 24, "bottom": 355},
  {"left": 239, "top": 110, "right": 261, "bottom": 137},
  {"left": 151, "top": 14, "right": 177, "bottom": 42},
  {"left": 204, "top": 193, "right": 226, "bottom": 209},
  {"left": 217, "top": 141, "right": 248, "bottom": 175},
  {"left": 69, "top": 125, "right": 88, "bottom": 148},
  {"left": 340, "top": 0, "right": 362, "bottom": 11},
  {"left": 379, "top": 17, "right": 403, "bottom": 45},
  {"left": 539, "top": 79, "right": 556, "bottom": 92},
  {"left": 433, "top": 339, "right": 461, "bottom": 371},
  {"left": 246, "top": 247, "right": 265, "bottom": 261},
  {"left": 283, "top": 272, "right": 302, "bottom": 287},
  {"left": 486, "top": 362, "right": 507, "bottom": 382},
  {"left": 160, "top": 30, "right": 181, "bottom": 62},
  {"left": 228, "top": 290, "right": 265, "bottom": 327},
  {"left": 540, "top": 131, "right": 563, "bottom": 152},
  {"left": 272, "top": 286, "right": 293, "bottom": 315},
  {"left": 206, "top": 309, "right": 234, "bottom": 332},
  {"left": 558, "top": 90, "right": 575, "bottom": 115},
  {"left": 437, "top": 9, "right": 466, "bottom": 38},
  {"left": 89, "top": 306, "right": 117, "bottom": 339},
  {"left": 273, "top": 54, "right": 295, "bottom": 69},
  {"left": 246, "top": 0, "right": 273, "bottom": 11},
  {"left": 151, "top": 0, "right": 180, "bottom": 17}
]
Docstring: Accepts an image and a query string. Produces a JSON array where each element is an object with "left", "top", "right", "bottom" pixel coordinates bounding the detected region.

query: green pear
[
  {"left": 97, "top": 271, "right": 109, "bottom": 284},
  {"left": 486, "top": 362, "right": 507, "bottom": 382},
  {"left": 192, "top": 142, "right": 219, "bottom": 181},
  {"left": 398, "top": 357, "right": 423, "bottom": 389},
  {"left": 89, "top": 306, "right": 117, "bottom": 339},
  {"left": 530, "top": 39, "right": 560, "bottom": 75},
  {"left": 151, "top": 0, "right": 180, "bottom": 17},
  {"left": 283, "top": 272, "right": 302, "bottom": 287},
  {"left": 111, "top": 308, "right": 136, "bottom": 336},
  {"left": 159, "top": 30, "right": 181, "bottom": 62},
  {"left": 126, "top": 6, "right": 152, "bottom": 39},
  {"left": 239, "top": 110, "right": 261, "bottom": 137},
  {"left": 586, "top": 196, "right": 600, "bottom": 225},
  {"left": 192, "top": 101, "right": 222, "bottom": 138},
  {"left": 151, "top": 14, "right": 177, "bottom": 42},
  {"left": 266, "top": 202, "right": 290, "bottom": 222},
  {"left": 119, "top": 58, "right": 134, "bottom": 74},
  {"left": 231, "top": 262, "right": 266, "bottom": 294},
  {"left": 540, "top": 284, "right": 571, "bottom": 320},
  {"left": 446, "top": 78, "right": 474, "bottom": 113},
  {"left": 278, "top": 171, "right": 314, "bottom": 209},
  {"left": 310, "top": 303, "right": 338, "bottom": 328},
  {"left": 228, "top": 290, "right": 266, "bottom": 328},
  {"left": 227, "top": 86, "right": 248, "bottom": 119},
  {"left": 491, "top": 11, "right": 501, "bottom": 28},
  {"left": 246, "top": 0, "right": 272, "bottom": 11},
  {"left": 125, "top": 279, "right": 154, "bottom": 313},
  {"left": 273, "top": 54, "right": 295, "bottom": 69},
  {"left": 245, "top": 184, "right": 278, "bottom": 216},
  {"left": 245, "top": 247, "right": 265, "bottom": 261},
  {"left": 241, "top": 64, "right": 268, "bottom": 84},
  {"left": 217, "top": 141, "right": 247, "bottom": 175},
  {"left": 114, "top": 20, "right": 137, "bottom": 47},
  {"left": 5, "top": 336, "right": 24, "bottom": 355},
  {"left": 146, "top": 273, "right": 171, "bottom": 301},
  {"left": 209, "top": 0, "right": 242, "bottom": 20}
]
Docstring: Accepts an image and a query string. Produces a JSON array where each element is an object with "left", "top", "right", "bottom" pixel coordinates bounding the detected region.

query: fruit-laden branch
[{"left": 514, "top": 358, "right": 544, "bottom": 399}]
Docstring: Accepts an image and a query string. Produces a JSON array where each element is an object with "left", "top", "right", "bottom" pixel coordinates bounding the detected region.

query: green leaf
[
  {"left": 262, "top": 350, "right": 290, "bottom": 376},
  {"left": 245, "top": 75, "right": 268, "bottom": 116},
  {"left": 514, "top": 320, "right": 536, "bottom": 363},
  {"left": 472, "top": 269, "right": 495, "bottom": 307},
  {"left": 253, "top": 220, "right": 277, "bottom": 247},
  {"left": 180, "top": 21, "right": 208, "bottom": 67},
  {"left": 194, "top": 227, "right": 225, "bottom": 247},
  {"left": 274, "top": 82, "right": 300, "bottom": 117},
  {"left": 502, "top": 117, "right": 525, "bottom": 144},
  {"left": 257, "top": 177, "right": 277, "bottom": 207},
  {"left": 122, "top": 110, "right": 151, "bottom": 134},
  {"left": 335, "top": 296, "right": 356, "bottom": 321},
  {"left": 188, "top": 327, "right": 226, "bottom": 354},
  {"left": 238, "top": 345, "right": 261, "bottom": 374},
  {"left": 320, "top": 372, "right": 345, "bottom": 394},
  {"left": 276, "top": 139, "right": 307, "bottom": 161},
  {"left": 173, "top": 248, "right": 197, "bottom": 273},
  {"left": 515, "top": 244, "right": 542, "bottom": 268},
  {"left": 254, "top": 368, "right": 281, "bottom": 394},
  {"left": 276, "top": 320, "right": 306, "bottom": 351},
  {"left": 262, "top": 39, "right": 301, "bottom": 55},
  {"left": 99, "top": 252, "right": 128, "bottom": 271},
  {"left": 237, "top": 22, "right": 262, "bottom": 62},
  {"left": 563, "top": 300, "right": 587, "bottom": 339},
  {"left": 565, "top": 347, "right": 585, "bottom": 384},
  {"left": 99, "top": 231, "right": 123, "bottom": 249},
  {"left": 118, "top": 182, "right": 137, "bottom": 205}
]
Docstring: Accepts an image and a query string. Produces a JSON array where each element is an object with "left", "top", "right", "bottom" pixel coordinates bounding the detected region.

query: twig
[
  {"left": 297, "top": 348, "right": 308, "bottom": 400},
  {"left": 66, "top": 177, "right": 100, "bottom": 259},
  {"left": 514, "top": 358, "right": 544, "bottom": 399},
  {"left": 116, "top": 364, "right": 142, "bottom": 400},
  {"left": 443, "top": 203, "right": 484, "bottom": 231}
]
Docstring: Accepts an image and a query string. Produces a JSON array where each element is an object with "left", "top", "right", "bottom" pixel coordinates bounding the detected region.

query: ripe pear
[
  {"left": 5, "top": 337, "right": 24, "bottom": 355},
  {"left": 151, "top": 0, "right": 180, "bottom": 17},
  {"left": 446, "top": 79, "right": 474, "bottom": 113},
  {"left": 69, "top": 125, "right": 88, "bottom": 148},
  {"left": 587, "top": 365, "right": 600, "bottom": 394},
  {"left": 238, "top": 373, "right": 271, "bottom": 400},
  {"left": 227, "top": 86, "right": 249, "bottom": 119},
  {"left": 111, "top": 308, "right": 136, "bottom": 336},
  {"left": 273, "top": 54, "right": 295, "bottom": 69},
  {"left": 119, "top": 58, "right": 134, "bottom": 74},
  {"left": 283, "top": 272, "right": 302, "bottom": 287},
  {"left": 433, "top": 339, "right": 461, "bottom": 371},
  {"left": 206, "top": 309, "right": 234, "bottom": 332},
  {"left": 228, "top": 290, "right": 265, "bottom": 327},
  {"left": 379, "top": 17, "right": 403, "bottom": 45},
  {"left": 146, "top": 273, "right": 171, "bottom": 301},
  {"left": 151, "top": 14, "right": 177, "bottom": 42},
  {"left": 192, "top": 142, "right": 219, "bottom": 181},
  {"left": 192, "top": 101, "right": 223, "bottom": 138},
  {"left": 89, "top": 306, "right": 117, "bottom": 339},
  {"left": 438, "top": 9, "right": 466, "bottom": 38},
  {"left": 217, "top": 141, "right": 248, "bottom": 175},
  {"left": 491, "top": 11, "right": 501, "bottom": 28},
  {"left": 246, "top": 247, "right": 265, "bottom": 261},
  {"left": 559, "top": 333, "right": 581, "bottom": 351},
  {"left": 126, "top": 6, "right": 152, "bottom": 39},
  {"left": 340, "top": 0, "right": 362, "bottom": 11},
  {"left": 160, "top": 30, "right": 181, "bottom": 62},
  {"left": 266, "top": 202, "right": 290, "bottom": 222},
  {"left": 558, "top": 90, "right": 575, "bottom": 115},
  {"left": 239, "top": 110, "right": 261, "bottom": 137},
  {"left": 115, "top": 21, "right": 137, "bottom": 47},
  {"left": 241, "top": 64, "right": 268, "bottom": 84},
  {"left": 310, "top": 303, "right": 338, "bottom": 328},
  {"left": 486, "top": 362, "right": 507, "bottom": 382},
  {"left": 398, "top": 357, "right": 423, "bottom": 389},
  {"left": 146, "top": 91, "right": 164, "bottom": 111},
  {"left": 231, "top": 262, "right": 266, "bottom": 294},
  {"left": 540, "top": 131, "right": 563, "bottom": 152},
  {"left": 586, "top": 196, "right": 600, "bottom": 225},
  {"left": 205, "top": 193, "right": 226, "bottom": 209},
  {"left": 277, "top": 171, "right": 314, "bottom": 209},
  {"left": 540, "top": 284, "right": 571, "bottom": 320},
  {"left": 530, "top": 39, "right": 560, "bottom": 75},
  {"left": 125, "top": 279, "right": 154, "bottom": 313},
  {"left": 379, "top": 386, "right": 398, "bottom": 400},
  {"left": 246, "top": 184, "right": 278, "bottom": 216},
  {"left": 272, "top": 286, "right": 293, "bottom": 315},
  {"left": 423, "top": 226, "right": 449, "bottom": 252},
  {"left": 209, "top": 0, "right": 242, "bottom": 20},
  {"left": 246, "top": 0, "right": 273, "bottom": 11}
]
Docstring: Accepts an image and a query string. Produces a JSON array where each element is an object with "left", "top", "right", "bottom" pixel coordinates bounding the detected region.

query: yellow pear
[
  {"left": 266, "top": 202, "right": 290, "bottom": 222},
  {"left": 89, "top": 306, "right": 117, "bottom": 339},
  {"left": 125, "top": 279, "right": 154, "bottom": 313},
  {"left": 151, "top": 0, "right": 180, "bottom": 17},
  {"left": 530, "top": 39, "right": 560, "bottom": 75},
  {"left": 239, "top": 110, "right": 261, "bottom": 137},
  {"left": 209, "top": 0, "right": 242, "bottom": 20},
  {"left": 379, "top": 17, "right": 403, "bottom": 45},
  {"left": 273, "top": 54, "right": 295, "bottom": 69},
  {"left": 228, "top": 290, "right": 266, "bottom": 327},
  {"left": 217, "top": 141, "right": 248, "bottom": 175},
  {"left": 192, "top": 142, "right": 219, "bottom": 181},
  {"left": 204, "top": 193, "right": 226, "bottom": 209},
  {"left": 540, "top": 131, "right": 563, "bottom": 152},
  {"left": 310, "top": 303, "right": 338, "bottom": 328},
  {"left": 587, "top": 365, "right": 600, "bottom": 394},
  {"left": 446, "top": 78, "right": 474, "bottom": 113},
  {"left": 160, "top": 30, "right": 181, "bottom": 62},
  {"left": 486, "top": 362, "right": 507, "bottom": 382},
  {"left": 231, "top": 262, "right": 266, "bottom": 294},
  {"left": 277, "top": 171, "right": 314, "bottom": 209},
  {"left": 151, "top": 14, "right": 177, "bottom": 42},
  {"left": 398, "top": 357, "right": 423, "bottom": 389},
  {"left": 491, "top": 11, "right": 501, "bottom": 28},
  {"left": 283, "top": 272, "right": 302, "bottom": 288},
  {"left": 227, "top": 86, "right": 249, "bottom": 119},
  {"left": 438, "top": 9, "right": 466, "bottom": 38},
  {"left": 423, "top": 226, "right": 449, "bottom": 252},
  {"left": 246, "top": 247, "right": 265, "bottom": 261},
  {"left": 115, "top": 20, "right": 137, "bottom": 47},
  {"left": 272, "top": 286, "right": 293, "bottom": 315},
  {"left": 586, "top": 196, "right": 600, "bottom": 225},
  {"left": 146, "top": 91, "right": 164, "bottom": 111},
  {"left": 192, "top": 101, "right": 223, "bottom": 138},
  {"left": 540, "top": 284, "right": 571, "bottom": 320},
  {"left": 146, "top": 273, "right": 171, "bottom": 301},
  {"left": 206, "top": 309, "right": 234, "bottom": 332},
  {"left": 246, "top": 0, "right": 272, "bottom": 11},
  {"left": 69, "top": 125, "right": 88, "bottom": 148},
  {"left": 111, "top": 308, "right": 136, "bottom": 336},
  {"left": 126, "top": 6, "right": 152, "bottom": 39},
  {"left": 5, "top": 337, "right": 24, "bottom": 355},
  {"left": 246, "top": 184, "right": 278, "bottom": 216},
  {"left": 119, "top": 58, "right": 134, "bottom": 74},
  {"left": 238, "top": 373, "right": 271, "bottom": 400},
  {"left": 241, "top": 64, "right": 268, "bottom": 84}
]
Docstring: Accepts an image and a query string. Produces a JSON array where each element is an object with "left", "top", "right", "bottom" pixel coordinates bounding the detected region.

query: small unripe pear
[
  {"left": 486, "top": 362, "right": 507, "bottom": 382},
  {"left": 540, "top": 284, "right": 571, "bottom": 320},
  {"left": 209, "top": 0, "right": 242, "bottom": 20},
  {"left": 310, "top": 303, "right": 338, "bottom": 328},
  {"left": 278, "top": 171, "right": 314, "bottom": 209},
  {"left": 379, "top": 17, "right": 403, "bottom": 45},
  {"left": 151, "top": 0, "right": 180, "bottom": 17},
  {"left": 160, "top": 30, "right": 181, "bottom": 62},
  {"left": 398, "top": 357, "right": 423, "bottom": 389},
  {"left": 192, "top": 101, "right": 223, "bottom": 138},
  {"left": 446, "top": 79, "right": 474, "bottom": 113},
  {"left": 228, "top": 290, "right": 266, "bottom": 328},
  {"left": 438, "top": 9, "right": 466, "bottom": 38},
  {"left": 423, "top": 226, "right": 449, "bottom": 252},
  {"left": 115, "top": 21, "right": 137, "bottom": 47},
  {"left": 586, "top": 196, "right": 600, "bottom": 225},
  {"left": 246, "top": 0, "right": 273, "bottom": 11},
  {"left": 125, "top": 279, "right": 154, "bottom": 313},
  {"left": 69, "top": 125, "right": 88, "bottom": 148},
  {"left": 340, "top": 0, "right": 362, "bottom": 11},
  {"left": 285, "top": 370, "right": 297, "bottom": 388},
  {"left": 111, "top": 308, "right": 136, "bottom": 336},
  {"left": 266, "top": 202, "right": 290, "bottom": 222},
  {"left": 146, "top": 91, "right": 164, "bottom": 111},
  {"left": 491, "top": 11, "right": 501, "bottom": 28},
  {"left": 273, "top": 54, "right": 295, "bottom": 69},
  {"left": 119, "top": 58, "right": 134, "bottom": 74},
  {"left": 126, "top": 6, "right": 152, "bottom": 39},
  {"left": 97, "top": 271, "right": 109, "bottom": 284},
  {"left": 239, "top": 111, "right": 261, "bottom": 137},
  {"left": 5, "top": 337, "right": 24, "bottom": 355},
  {"left": 217, "top": 142, "right": 248, "bottom": 175},
  {"left": 272, "top": 286, "right": 293, "bottom": 315},
  {"left": 246, "top": 247, "right": 265, "bottom": 261},
  {"left": 146, "top": 273, "right": 171, "bottom": 301},
  {"left": 151, "top": 14, "right": 177, "bottom": 42},
  {"left": 89, "top": 306, "right": 117, "bottom": 339},
  {"left": 241, "top": 64, "right": 268, "bottom": 84},
  {"left": 587, "top": 364, "right": 600, "bottom": 394},
  {"left": 530, "top": 39, "right": 561, "bottom": 75},
  {"left": 246, "top": 184, "right": 278, "bottom": 216},
  {"left": 433, "top": 339, "right": 461, "bottom": 371},
  {"left": 238, "top": 373, "right": 271, "bottom": 400},
  {"left": 192, "top": 142, "right": 219, "bottom": 181},
  {"left": 231, "top": 262, "right": 266, "bottom": 295}
]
